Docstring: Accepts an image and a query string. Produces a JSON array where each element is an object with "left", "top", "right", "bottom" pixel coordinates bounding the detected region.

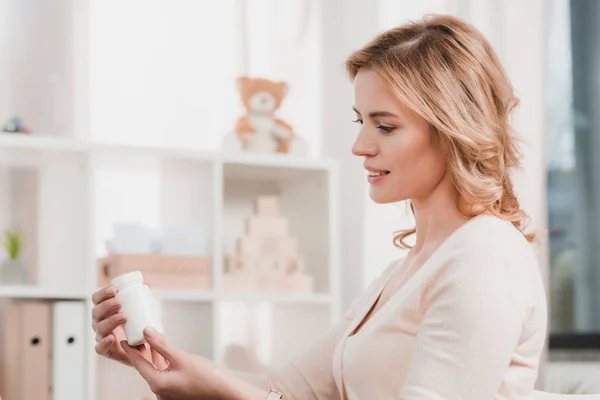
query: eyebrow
[{"left": 352, "top": 106, "right": 399, "bottom": 118}]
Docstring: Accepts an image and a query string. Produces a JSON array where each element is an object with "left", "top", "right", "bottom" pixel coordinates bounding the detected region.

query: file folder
[
  {"left": 0, "top": 304, "right": 20, "bottom": 399},
  {"left": 0, "top": 301, "right": 51, "bottom": 400},
  {"left": 52, "top": 301, "right": 85, "bottom": 400},
  {"left": 20, "top": 301, "right": 51, "bottom": 400}
]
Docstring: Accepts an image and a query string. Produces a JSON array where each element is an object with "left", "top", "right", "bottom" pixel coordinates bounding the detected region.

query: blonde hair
[{"left": 345, "top": 14, "right": 534, "bottom": 249}]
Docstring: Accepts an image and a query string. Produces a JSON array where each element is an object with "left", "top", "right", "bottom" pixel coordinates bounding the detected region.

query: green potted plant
[{"left": 0, "top": 230, "right": 27, "bottom": 285}]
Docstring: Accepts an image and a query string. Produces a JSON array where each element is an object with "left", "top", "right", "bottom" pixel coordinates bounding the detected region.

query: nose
[{"left": 352, "top": 130, "right": 377, "bottom": 158}]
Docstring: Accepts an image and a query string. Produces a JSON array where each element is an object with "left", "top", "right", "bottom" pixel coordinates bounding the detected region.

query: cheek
[{"left": 387, "top": 132, "right": 445, "bottom": 184}]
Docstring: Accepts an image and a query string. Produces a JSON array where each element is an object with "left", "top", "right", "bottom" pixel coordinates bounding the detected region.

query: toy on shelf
[
  {"left": 224, "top": 196, "right": 314, "bottom": 293},
  {"left": 2, "top": 116, "right": 32, "bottom": 134},
  {"left": 222, "top": 76, "right": 308, "bottom": 156}
]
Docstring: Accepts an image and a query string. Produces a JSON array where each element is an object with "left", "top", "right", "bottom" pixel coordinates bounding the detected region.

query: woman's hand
[
  {"left": 122, "top": 327, "right": 269, "bottom": 400},
  {"left": 91, "top": 286, "right": 167, "bottom": 369},
  {"left": 91, "top": 286, "right": 132, "bottom": 365}
]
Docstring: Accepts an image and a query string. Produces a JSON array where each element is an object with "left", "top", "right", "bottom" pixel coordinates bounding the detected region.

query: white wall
[{"left": 318, "top": 0, "right": 382, "bottom": 311}]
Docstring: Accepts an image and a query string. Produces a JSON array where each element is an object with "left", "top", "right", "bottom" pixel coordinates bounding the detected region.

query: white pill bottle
[{"left": 111, "top": 271, "right": 164, "bottom": 346}]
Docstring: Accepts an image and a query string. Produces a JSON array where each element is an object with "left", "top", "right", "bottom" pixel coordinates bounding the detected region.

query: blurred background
[{"left": 0, "top": 0, "right": 597, "bottom": 398}]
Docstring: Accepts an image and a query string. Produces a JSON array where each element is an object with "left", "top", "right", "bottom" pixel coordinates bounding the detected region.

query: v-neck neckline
[{"left": 345, "top": 213, "right": 489, "bottom": 338}]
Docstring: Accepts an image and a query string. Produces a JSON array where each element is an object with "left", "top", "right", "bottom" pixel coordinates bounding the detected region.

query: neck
[{"left": 410, "top": 172, "right": 473, "bottom": 253}]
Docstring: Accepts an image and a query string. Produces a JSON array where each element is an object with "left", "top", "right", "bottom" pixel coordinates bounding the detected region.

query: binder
[
  {"left": 0, "top": 301, "right": 51, "bottom": 400},
  {"left": 52, "top": 301, "right": 85, "bottom": 400},
  {"left": 20, "top": 301, "right": 51, "bottom": 400},
  {"left": 0, "top": 304, "right": 20, "bottom": 399}
]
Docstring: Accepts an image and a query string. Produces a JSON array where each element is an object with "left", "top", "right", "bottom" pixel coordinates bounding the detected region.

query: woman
[{"left": 91, "top": 14, "right": 547, "bottom": 400}]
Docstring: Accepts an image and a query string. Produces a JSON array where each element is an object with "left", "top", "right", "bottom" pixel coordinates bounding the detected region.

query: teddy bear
[{"left": 222, "top": 76, "right": 308, "bottom": 155}]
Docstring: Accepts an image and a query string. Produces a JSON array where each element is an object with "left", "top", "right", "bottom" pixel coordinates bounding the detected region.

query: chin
[{"left": 368, "top": 190, "right": 404, "bottom": 204}]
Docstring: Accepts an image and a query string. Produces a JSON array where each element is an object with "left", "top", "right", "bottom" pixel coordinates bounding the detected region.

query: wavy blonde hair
[{"left": 345, "top": 14, "right": 534, "bottom": 249}]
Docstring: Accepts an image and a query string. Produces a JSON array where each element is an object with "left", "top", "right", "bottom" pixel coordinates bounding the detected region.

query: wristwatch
[{"left": 266, "top": 389, "right": 283, "bottom": 399}]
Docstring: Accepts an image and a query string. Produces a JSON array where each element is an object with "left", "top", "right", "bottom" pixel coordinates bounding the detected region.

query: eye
[
  {"left": 376, "top": 124, "right": 396, "bottom": 135},
  {"left": 352, "top": 118, "right": 363, "bottom": 125}
]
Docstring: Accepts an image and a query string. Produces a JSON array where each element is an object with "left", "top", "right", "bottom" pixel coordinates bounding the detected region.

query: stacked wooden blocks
[{"left": 224, "top": 196, "right": 313, "bottom": 292}]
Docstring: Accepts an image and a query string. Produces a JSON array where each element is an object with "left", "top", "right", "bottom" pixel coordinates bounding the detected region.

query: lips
[
  {"left": 367, "top": 171, "right": 390, "bottom": 177},
  {"left": 364, "top": 165, "right": 391, "bottom": 175}
]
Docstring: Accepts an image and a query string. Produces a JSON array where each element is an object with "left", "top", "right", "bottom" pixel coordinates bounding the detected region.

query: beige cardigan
[{"left": 239, "top": 215, "right": 548, "bottom": 399}]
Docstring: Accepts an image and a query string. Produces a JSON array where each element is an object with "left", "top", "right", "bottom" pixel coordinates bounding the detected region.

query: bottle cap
[{"left": 111, "top": 271, "right": 143, "bottom": 290}]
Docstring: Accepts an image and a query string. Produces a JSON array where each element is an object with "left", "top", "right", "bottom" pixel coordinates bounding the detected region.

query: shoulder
[
  {"left": 446, "top": 214, "right": 541, "bottom": 276},
  {"left": 427, "top": 215, "right": 546, "bottom": 314}
]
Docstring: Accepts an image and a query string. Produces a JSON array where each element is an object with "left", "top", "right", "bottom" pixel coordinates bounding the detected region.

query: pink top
[{"left": 242, "top": 214, "right": 548, "bottom": 399}]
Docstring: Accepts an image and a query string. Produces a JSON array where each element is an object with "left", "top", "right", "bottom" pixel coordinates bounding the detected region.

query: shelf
[
  {"left": 217, "top": 292, "right": 333, "bottom": 304},
  {"left": 0, "top": 133, "right": 89, "bottom": 153},
  {"left": 153, "top": 290, "right": 215, "bottom": 302},
  {"left": 0, "top": 134, "right": 89, "bottom": 167},
  {"left": 0, "top": 134, "right": 337, "bottom": 173},
  {"left": 152, "top": 290, "right": 332, "bottom": 305},
  {"left": 89, "top": 141, "right": 217, "bottom": 165},
  {"left": 0, "top": 285, "right": 88, "bottom": 300},
  {"left": 0, "top": 3, "right": 341, "bottom": 400},
  {"left": 222, "top": 152, "right": 336, "bottom": 171},
  {"left": 0, "top": 285, "right": 332, "bottom": 304}
]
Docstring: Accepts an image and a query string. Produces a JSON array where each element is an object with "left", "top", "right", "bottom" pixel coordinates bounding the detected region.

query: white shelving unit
[
  {"left": 0, "top": 135, "right": 341, "bottom": 400},
  {"left": 0, "top": 1, "right": 340, "bottom": 398}
]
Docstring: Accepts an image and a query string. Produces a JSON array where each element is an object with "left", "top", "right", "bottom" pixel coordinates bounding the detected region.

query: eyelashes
[
  {"left": 376, "top": 124, "right": 395, "bottom": 134},
  {"left": 353, "top": 119, "right": 396, "bottom": 135}
]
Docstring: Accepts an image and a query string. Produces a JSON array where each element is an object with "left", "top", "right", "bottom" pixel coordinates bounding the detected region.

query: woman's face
[{"left": 351, "top": 69, "right": 447, "bottom": 204}]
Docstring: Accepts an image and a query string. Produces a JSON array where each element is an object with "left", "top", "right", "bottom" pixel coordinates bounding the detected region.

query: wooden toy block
[
  {"left": 223, "top": 272, "right": 259, "bottom": 292},
  {"left": 236, "top": 236, "right": 260, "bottom": 257},
  {"left": 144, "top": 272, "right": 211, "bottom": 290},
  {"left": 258, "top": 236, "right": 298, "bottom": 258},
  {"left": 255, "top": 195, "right": 280, "bottom": 217},
  {"left": 282, "top": 274, "right": 314, "bottom": 292},
  {"left": 98, "top": 254, "right": 211, "bottom": 275},
  {"left": 285, "top": 256, "right": 305, "bottom": 274},
  {"left": 97, "top": 254, "right": 212, "bottom": 290},
  {"left": 246, "top": 216, "right": 288, "bottom": 237},
  {"left": 258, "top": 273, "right": 286, "bottom": 292},
  {"left": 258, "top": 273, "right": 313, "bottom": 292},
  {"left": 225, "top": 255, "right": 254, "bottom": 274},
  {"left": 255, "top": 256, "right": 286, "bottom": 277}
]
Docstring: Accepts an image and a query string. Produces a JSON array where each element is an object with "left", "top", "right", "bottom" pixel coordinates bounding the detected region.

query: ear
[
  {"left": 237, "top": 76, "right": 250, "bottom": 91},
  {"left": 277, "top": 81, "right": 288, "bottom": 96}
]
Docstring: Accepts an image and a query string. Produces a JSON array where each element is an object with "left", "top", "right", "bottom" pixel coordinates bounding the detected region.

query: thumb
[{"left": 143, "top": 326, "right": 180, "bottom": 366}]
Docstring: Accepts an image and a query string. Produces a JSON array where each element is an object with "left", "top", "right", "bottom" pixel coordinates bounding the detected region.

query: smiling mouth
[{"left": 368, "top": 171, "right": 390, "bottom": 176}]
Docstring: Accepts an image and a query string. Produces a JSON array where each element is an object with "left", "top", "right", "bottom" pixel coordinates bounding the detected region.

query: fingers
[
  {"left": 135, "top": 343, "right": 154, "bottom": 365},
  {"left": 92, "top": 297, "right": 121, "bottom": 323},
  {"left": 152, "top": 348, "right": 169, "bottom": 370},
  {"left": 95, "top": 335, "right": 130, "bottom": 365},
  {"left": 95, "top": 334, "right": 118, "bottom": 355},
  {"left": 95, "top": 312, "right": 127, "bottom": 338},
  {"left": 92, "top": 286, "right": 116, "bottom": 306},
  {"left": 121, "top": 341, "right": 161, "bottom": 384},
  {"left": 143, "top": 327, "right": 181, "bottom": 366}
]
